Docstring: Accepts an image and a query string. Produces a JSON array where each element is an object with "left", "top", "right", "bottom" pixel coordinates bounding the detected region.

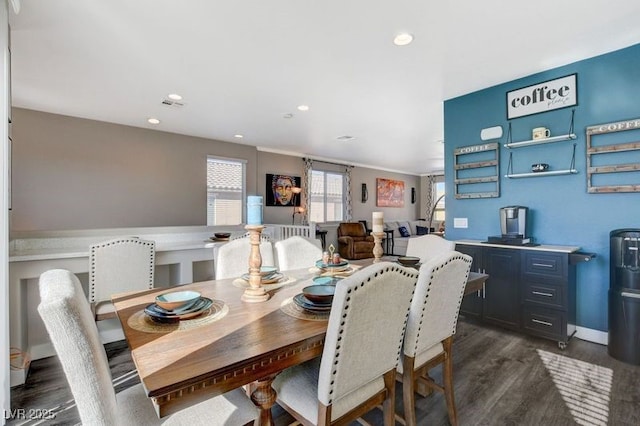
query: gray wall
[
  {"left": 257, "top": 150, "right": 305, "bottom": 225},
  {"left": 10, "top": 108, "right": 422, "bottom": 232},
  {"left": 351, "top": 166, "right": 421, "bottom": 224},
  {"left": 11, "top": 108, "right": 258, "bottom": 231}
]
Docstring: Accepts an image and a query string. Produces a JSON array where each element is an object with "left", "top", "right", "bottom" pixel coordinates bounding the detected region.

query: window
[
  {"left": 309, "top": 170, "right": 345, "bottom": 223},
  {"left": 433, "top": 180, "right": 445, "bottom": 222},
  {"left": 207, "top": 156, "right": 246, "bottom": 225}
]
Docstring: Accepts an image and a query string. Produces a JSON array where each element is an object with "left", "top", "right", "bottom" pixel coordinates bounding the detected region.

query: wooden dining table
[{"left": 112, "top": 259, "right": 488, "bottom": 425}]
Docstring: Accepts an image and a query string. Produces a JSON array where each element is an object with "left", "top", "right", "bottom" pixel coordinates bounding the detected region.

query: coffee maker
[{"left": 487, "top": 206, "right": 531, "bottom": 245}]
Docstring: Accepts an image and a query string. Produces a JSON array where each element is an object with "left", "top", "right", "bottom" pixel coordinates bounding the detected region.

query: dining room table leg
[{"left": 250, "top": 374, "right": 278, "bottom": 426}]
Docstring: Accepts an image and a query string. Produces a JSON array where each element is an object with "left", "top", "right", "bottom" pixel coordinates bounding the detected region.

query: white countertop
[
  {"left": 9, "top": 223, "right": 315, "bottom": 263},
  {"left": 7, "top": 225, "right": 243, "bottom": 262},
  {"left": 9, "top": 240, "right": 222, "bottom": 262},
  {"left": 456, "top": 239, "right": 580, "bottom": 253}
]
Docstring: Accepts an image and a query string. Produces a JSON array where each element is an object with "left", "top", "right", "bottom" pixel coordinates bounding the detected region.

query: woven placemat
[
  {"left": 280, "top": 297, "right": 330, "bottom": 321},
  {"left": 127, "top": 299, "right": 229, "bottom": 334},
  {"left": 232, "top": 275, "right": 297, "bottom": 291}
]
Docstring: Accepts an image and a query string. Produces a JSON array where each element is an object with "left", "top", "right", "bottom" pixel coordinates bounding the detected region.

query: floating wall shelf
[
  {"left": 504, "top": 133, "right": 577, "bottom": 149},
  {"left": 504, "top": 110, "right": 579, "bottom": 179},
  {"left": 505, "top": 169, "right": 579, "bottom": 179}
]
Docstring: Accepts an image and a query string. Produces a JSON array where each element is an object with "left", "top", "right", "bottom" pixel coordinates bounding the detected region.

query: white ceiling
[{"left": 8, "top": 0, "right": 640, "bottom": 175}]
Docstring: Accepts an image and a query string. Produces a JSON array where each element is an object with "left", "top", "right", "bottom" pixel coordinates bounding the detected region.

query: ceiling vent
[{"left": 161, "top": 99, "right": 185, "bottom": 108}]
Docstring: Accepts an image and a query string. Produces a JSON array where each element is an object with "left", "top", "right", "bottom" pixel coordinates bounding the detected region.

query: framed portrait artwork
[
  {"left": 266, "top": 174, "right": 302, "bottom": 206},
  {"left": 376, "top": 178, "right": 405, "bottom": 207}
]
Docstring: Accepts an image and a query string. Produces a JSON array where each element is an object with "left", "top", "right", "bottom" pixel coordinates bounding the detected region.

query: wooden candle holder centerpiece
[
  {"left": 372, "top": 232, "right": 384, "bottom": 263},
  {"left": 241, "top": 225, "right": 269, "bottom": 303}
]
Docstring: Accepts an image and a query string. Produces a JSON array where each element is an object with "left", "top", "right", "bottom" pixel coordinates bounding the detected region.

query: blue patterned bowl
[{"left": 155, "top": 290, "right": 201, "bottom": 311}]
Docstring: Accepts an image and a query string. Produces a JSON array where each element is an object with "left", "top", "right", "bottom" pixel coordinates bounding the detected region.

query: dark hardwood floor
[{"left": 8, "top": 319, "right": 640, "bottom": 425}]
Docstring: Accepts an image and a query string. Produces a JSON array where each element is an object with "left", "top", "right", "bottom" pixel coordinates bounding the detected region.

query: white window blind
[
  {"left": 309, "top": 170, "right": 344, "bottom": 223},
  {"left": 207, "top": 157, "right": 245, "bottom": 225}
]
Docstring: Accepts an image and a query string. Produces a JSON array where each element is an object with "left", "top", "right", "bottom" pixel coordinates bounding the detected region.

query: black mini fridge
[{"left": 609, "top": 229, "right": 640, "bottom": 364}]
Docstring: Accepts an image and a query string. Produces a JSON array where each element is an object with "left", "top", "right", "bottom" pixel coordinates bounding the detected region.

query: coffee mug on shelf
[{"left": 532, "top": 127, "right": 551, "bottom": 140}]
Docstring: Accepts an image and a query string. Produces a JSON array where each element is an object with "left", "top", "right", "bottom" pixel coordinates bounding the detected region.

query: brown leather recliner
[{"left": 337, "top": 222, "right": 375, "bottom": 260}]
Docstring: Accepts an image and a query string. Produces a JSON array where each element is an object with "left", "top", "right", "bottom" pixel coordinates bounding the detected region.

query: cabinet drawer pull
[
  {"left": 532, "top": 318, "right": 553, "bottom": 327},
  {"left": 621, "top": 292, "right": 640, "bottom": 299},
  {"left": 532, "top": 263, "right": 553, "bottom": 268},
  {"left": 532, "top": 291, "right": 553, "bottom": 297}
]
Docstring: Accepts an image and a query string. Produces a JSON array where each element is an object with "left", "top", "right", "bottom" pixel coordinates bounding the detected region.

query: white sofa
[{"left": 383, "top": 219, "right": 444, "bottom": 255}]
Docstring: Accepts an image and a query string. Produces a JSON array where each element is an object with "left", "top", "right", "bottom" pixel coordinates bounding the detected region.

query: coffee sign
[{"left": 506, "top": 73, "right": 577, "bottom": 119}]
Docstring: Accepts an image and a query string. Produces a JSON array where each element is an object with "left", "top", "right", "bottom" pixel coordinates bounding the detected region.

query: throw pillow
[
  {"left": 398, "top": 226, "right": 410, "bottom": 238},
  {"left": 397, "top": 221, "right": 412, "bottom": 236},
  {"left": 416, "top": 225, "right": 428, "bottom": 235}
]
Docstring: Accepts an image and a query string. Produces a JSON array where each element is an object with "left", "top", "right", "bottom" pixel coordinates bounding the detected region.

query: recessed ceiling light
[
  {"left": 168, "top": 93, "right": 182, "bottom": 101},
  {"left": 336, "top": 135, "right": 356, "bottom": 142},
  {"left": 234, "top": 134, "right": 244, "bottom": 139},
  {"left": 147, "top": 118, "right": 160, "bottom": 125},
  {"left": 283, "top": 113, "right": 294, "bottom": 119},
  {"left": 393, "top": 33, "right": 414, "bottom": 46},
  {"left": 297, "top": 105, "right": 309, "bottom": 111}
]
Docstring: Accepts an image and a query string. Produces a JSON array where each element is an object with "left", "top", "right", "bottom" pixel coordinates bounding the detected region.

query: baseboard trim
[
  {"left": 10, "top": 365, "right": 29, "bottom": 388},
  {"left": 97, "top": 326, "right": 125, "bottom": 344},
  {"left": 573, "top": 325, "right": 608, "bottom": 346},
  {"left": 13, "top": 326, "right": 125, "bottom": 387},
  {"left": 29, "top": 342, "right": 56, "bottom": 361},
  {"left": 29, "top": 325, "right": 124, "bottom": 361}
]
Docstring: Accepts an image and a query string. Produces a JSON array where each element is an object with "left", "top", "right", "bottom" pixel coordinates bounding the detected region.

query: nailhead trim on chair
[
  {"left": 450, "top": 256, "right": 471, "bottom": 335},
  {"left": 326, "top": 264, "right": 418, "bottom": 404},
  {"left": 89, "top": 238, "right": 155, "bottom": 303},
  {"left": 409, "top": 255, "right": 471, "bottom": 356}
]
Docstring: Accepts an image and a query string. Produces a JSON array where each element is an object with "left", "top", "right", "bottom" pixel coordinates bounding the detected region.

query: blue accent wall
[{"left": 444, "top": 43, "right": 640, "bottom": 332}]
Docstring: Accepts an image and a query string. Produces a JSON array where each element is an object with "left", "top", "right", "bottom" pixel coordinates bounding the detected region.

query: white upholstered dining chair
[
  {"left": 274, "top": 235, "right": 322, "bottom": 271},
  {"left": 398, "top": 251, "right": 472, "bottom": 426},
  {"left": 89, "top": 237, "right": 155, "bottom": 321},
  {"left": 405, "top": 234, "right": 456, "bottom": 265},
  {"left": 272, "top": 262, "right": 419, "bottom": 425},
  {"left": 214, "top": 237, "right": 275, "bottom": 279},
  {"left": 38, "top": 269, "right": 258, "bottom": 426}
]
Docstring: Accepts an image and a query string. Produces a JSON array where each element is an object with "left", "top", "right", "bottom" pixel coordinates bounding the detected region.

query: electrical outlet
[{"left": 453, "top": 218, "right": 468, "bottom": 228}]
